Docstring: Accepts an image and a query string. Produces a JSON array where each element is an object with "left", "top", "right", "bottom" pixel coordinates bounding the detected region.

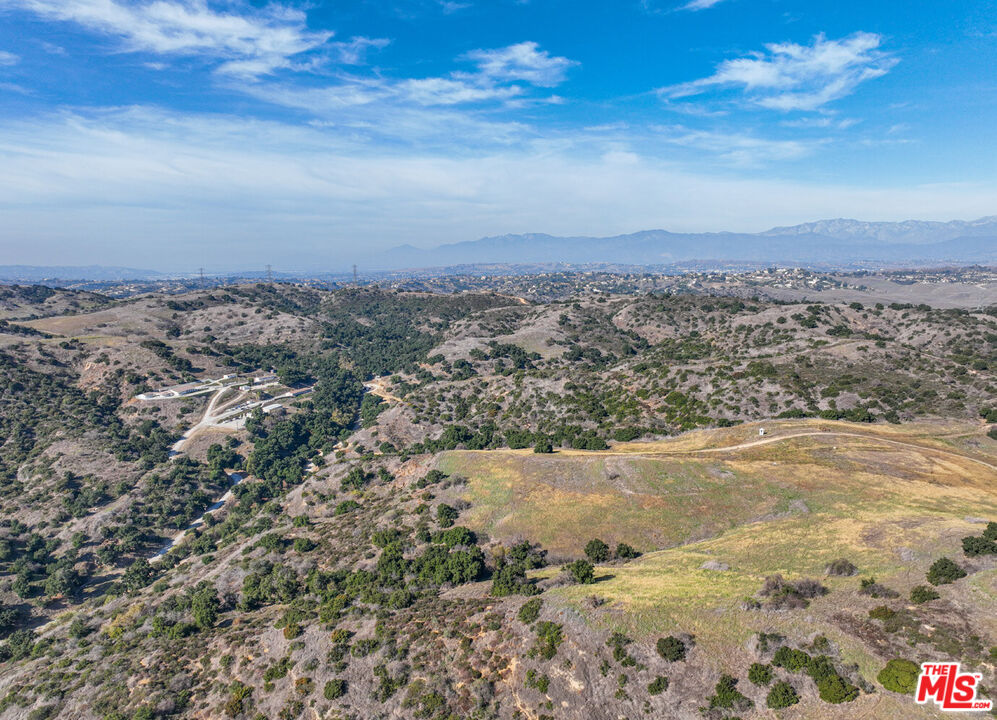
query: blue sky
[{"left": 0, "top": 0, "right": 994, "bottom": 271}]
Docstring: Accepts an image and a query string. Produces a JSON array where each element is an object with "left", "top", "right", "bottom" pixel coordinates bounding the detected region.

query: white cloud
[
  {"left": 232, "top": 41, "right": 575, "bottom": 116},
  {"left": 679, "top": 0, "right": 727, "bottom": 11},
  {"left": 463, "top": 41, "right": 577, "bottom": 87},
  {"left": 3, "top": 0, "right": 572, "bottom": 115},
  {"left": 0, "top": 50, "right": 19, "bottom": 66},
  {"left": 662, "top": 32, "right": 897, "bottom": 111},
  {"left": 330, "top": 37, "right": 390, "bottom": 65},
  {"left": 781, "top": 115, "right": 859, "bottom": 129},
  {"left": 438, "top": 0, "right": 471, "bottom": 13},
  {"left": 398, "top": 76, "right": 524, "bottom": 106},
  {"left": 0, "top": 0, "right": 332, "bottom": 77}
]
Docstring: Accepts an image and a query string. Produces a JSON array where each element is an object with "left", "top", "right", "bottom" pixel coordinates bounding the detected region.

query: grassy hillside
[
  {"left": 438, "top": 420, "right": 997, "bottom": 718},
  {"left": 0, "top": 282, "right": 992, "bottom": 720},
  {"left": 440, "top": 420, "right": 996, "bottom": 555}
]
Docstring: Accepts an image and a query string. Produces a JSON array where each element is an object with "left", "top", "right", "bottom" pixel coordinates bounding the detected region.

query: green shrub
[
  {"left": 868, "top": 605, "right": 896, "bottom": 621},
  {"left": 613, "top": 427, "right": 643, "bottom": 442},
  {"left": 877, "top": 659, "right": 920, "bottom": 694},
  {"left": 489, "top": 559, "right": 539, "bottom": 597},
  {"left": 566, "top": 560, "right": 594, "bottom": 584},
  {"left": 708, "top": 674, "right": 752, "bottom": 711},
  {"left": 224, "top": 681, "right": 252, "bottom": 717},
  {"left": 518, "top": 598, "right": 543, "bottom": 624},
  {"left": 607, "top": 632, "right": 637, "bottom": 666},
  {"left": 323, "top": 678, "right": 346, "bottom": 700},
  {"left": 292, "top": 537, "right": 316, "bottom": 553},
  {"left": 615, "top": 542, "right": 639, "bottom": 560},
  {"left": 766, "top": 680, "right": 800, "bottom": 709},
  {"left": 962, "top": 535, "right": 997, "bottom": 557},
  {"left": 804, "top": 654, "right": 860, "bottom": 704},
  {"left": 927, "top": 557, "right": 966, "bottom": 586},
  {"left": 525, "top": 669, "right": 550, "bottom": 692},
  {"left": 584, "top": 539, "right": 610, "bottom": 563},
  {"left": 748, "top": 662, "right": 772, "bottom": 686},
  {"left": 531, "top": 621, "right": 564, "bottom": 660},
  {"left": 656, "top": 636, "right": 687, "bottom": 662},
  {"left": 647, "top": 676, "right": 669, "bottom": 695},
  {"left": 772, "top": 646, "right": 810, "bottom": 672},
  {"left": 533, "top": 439, "right": 553, "bottom": 454},
  {"left": 910, "top": 585, "right": 940, "bottom": 604},
  {"left": 436, "top": 504, "right": 458, "bottom": 528},
  {"left": 816, "top": 673, "right": 860, "bottom": 704},
  {"left": 437, "top": 526, "right": 476, "bottom": 547},
  {"left": 334, "top": 500, "right": 359, "bottom": 515}
]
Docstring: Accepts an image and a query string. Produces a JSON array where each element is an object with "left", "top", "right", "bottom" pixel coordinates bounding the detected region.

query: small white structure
[{"left": 759, "top": 428, "right": 767, "bottom": 436}]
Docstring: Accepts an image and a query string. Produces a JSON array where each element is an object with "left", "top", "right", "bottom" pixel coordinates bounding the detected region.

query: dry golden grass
[
  {"left": 439, "top": 419, "right": 997, "bottom": 691},
  {"left": 440, "top": 420, "right": 996, "bottom": 557}
]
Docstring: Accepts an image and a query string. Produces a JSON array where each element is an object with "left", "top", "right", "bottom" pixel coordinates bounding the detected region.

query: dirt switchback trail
[{"left": 169, "top": 385, "right": 236, "bottom": 456}]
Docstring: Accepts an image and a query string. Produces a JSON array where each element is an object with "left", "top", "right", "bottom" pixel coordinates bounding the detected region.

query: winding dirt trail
[
  {"left": 169, "top": 385, "right": 235, "bottom": 456},
  {"left": 157, "top": 386, "right": 251, "bottom": 559},
  {"left": 149, "top": 472, "right": 245, "bottom": 562},
  {"left": 604, "top": 429, "right": 997, "bottom": 473}
]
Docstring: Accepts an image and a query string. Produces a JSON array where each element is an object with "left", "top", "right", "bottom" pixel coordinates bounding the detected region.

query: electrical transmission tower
[
  {"left": 199, "top": 267, "right": 204, "bottom": 289},
  {"left": 353, "top": 264, "right": 358, "bottom": 286},
  {"left": 266, "top": 264, "right": 273, "bottom": 283}
]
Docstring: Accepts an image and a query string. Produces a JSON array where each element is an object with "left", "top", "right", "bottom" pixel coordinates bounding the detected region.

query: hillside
[{"left": 0, "top": 278, "right": 992, "bottom": 719}]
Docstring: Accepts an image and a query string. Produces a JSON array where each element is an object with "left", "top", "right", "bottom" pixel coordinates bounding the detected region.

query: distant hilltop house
[
  {"left": 239, "top": 374, "right": 279, "bottom": 391},
  {"left": 137, "top": 382, "right": 203, "bottom": 400}
]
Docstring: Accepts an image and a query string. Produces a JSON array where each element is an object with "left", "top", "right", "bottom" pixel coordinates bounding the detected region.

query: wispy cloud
[
  {"left": 0, "top": 0, "right": 334, "bottom": 77},
  {"left": 398, "top": 76, "right": 523, "bottom": 106},
  {"left": 330, "top": 37, "right": 390, "bottom": 65},
  {"left": 679, "top": 0, "right": 728, "bottom": 11},
  {"left": 640, "top": 0, "right": 729, "bottom": 14},
  {"left": 463, "top": 41, "right": 577, "bottom": 87},
  {"left": 652, "top": 124, "right": 821, "bottom": 164},
  {"left": 661, "top": 32, "right": 897, "bottom": 111},
  {"left": 0, "top": 50, "right": 19, "bottom": 66},
  {"left": 438, "top": 0, "right": 471, "bottom": 13},
  {"left": 781, "top": 115, "right": 859, "bottom": 129},
  {"left": 233, "top": 41, "right": 575, "bottom": 123}
]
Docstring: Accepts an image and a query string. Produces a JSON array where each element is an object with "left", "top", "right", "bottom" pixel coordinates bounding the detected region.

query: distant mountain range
[
  {"left": 2, "top": 217, "right": 995, "bottom": 281},
  {"left": 379, "top": 216, "right": 997, "bottom": 270}
]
